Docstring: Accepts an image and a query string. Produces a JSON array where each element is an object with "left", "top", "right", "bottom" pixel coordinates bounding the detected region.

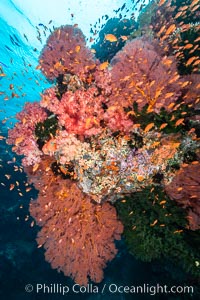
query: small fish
[
  {"left": 165, "top": 92, "right": 174, "bottom": 99},
  {"left": 150, "top": 219, "right": 158, "bottom": 227},
  {"left": 144, "top": 122, "right": 154, "bottom": 133},
  {"left": 15, "top": 136, "right": 24, "bottom": 145},
  {"left": 174, "top": 230, "right": 183, "bottom": 234},
  {"left": 32, "top": 163, "right": 39, "bottom": 172},
  {"left": 191, "top": 4, "right": 200, "bottom": 12},
  {"left": 158, "top": 0, "right": 166, "bottom": 6},
  {"left": 174, "top": 11, "right": 183, "bottom": 19},
  {"left": 11, "top": 92, "right": 19, "bottom": 98},
  {"left": 183, "top": 43, "right": 193, "bottom": 50},
  {"left": 160, "top": 200, "right": 166, "bottom": 205},
  {"left": 75, "top": 45, "right": 81, "bottom": 53},
  {"left": 192, "top": 59, "right": 200, "bottom": 66},
  {"left": 99, "top": 61, "right": 109, "bottom": 70},
  {"left": 120, "top": 35, "right": 128, "bottom": 41},
  {"left": 186, "top": 56, "right": 198, "bottom": 66},
  {"left": 175, "top": 118, "right": 185, "bottom": 127},
  {"left": 159, "top": 123, "right": 168, "bottom": 130},
  {"left": 105, "top": 34, "right": 117, "bottom": 42},
  {"left": 137, "top": 175, "right": 145, "bottom": 182},
  {"left": 165, "top": 24, "right": 176, "bottom": 36}
]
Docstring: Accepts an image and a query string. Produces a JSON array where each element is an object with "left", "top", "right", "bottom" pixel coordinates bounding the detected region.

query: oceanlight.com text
[{"left": 25, "top": 283, "right": 194, "bottom": 296}]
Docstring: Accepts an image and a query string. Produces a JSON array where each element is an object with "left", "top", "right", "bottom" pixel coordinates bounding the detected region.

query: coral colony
[{"left": 6, "top": 0, "right": 200, "bottom": 286}]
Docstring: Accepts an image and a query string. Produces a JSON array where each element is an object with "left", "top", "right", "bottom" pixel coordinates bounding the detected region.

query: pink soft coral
[
  {"left": 7, "top": 102, "right": 47, "bottom": 166},
  {"left": 52, "top": 87, "right": 105, "bottom": 136},
  {"left": 103, "top": 106, "right": 133, "bottom": 133}
]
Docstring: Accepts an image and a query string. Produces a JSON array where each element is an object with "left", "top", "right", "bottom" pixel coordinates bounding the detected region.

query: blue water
[{"left": 0, "top": 1, "right": 199, "bottom": 299}]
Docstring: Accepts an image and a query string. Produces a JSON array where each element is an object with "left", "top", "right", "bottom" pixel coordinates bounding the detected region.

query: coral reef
[{"left": 6, "top": 0, "right": 200, "bottom": 286}]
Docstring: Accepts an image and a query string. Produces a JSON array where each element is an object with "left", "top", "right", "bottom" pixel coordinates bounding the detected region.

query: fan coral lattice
[{"left": 27, "top": 158, "right": 123, "bottom": 286}]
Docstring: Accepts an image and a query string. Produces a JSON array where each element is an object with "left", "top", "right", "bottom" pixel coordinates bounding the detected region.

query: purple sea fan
[{"left": 109, "top": 37, "right": 183, "bottom": 113}]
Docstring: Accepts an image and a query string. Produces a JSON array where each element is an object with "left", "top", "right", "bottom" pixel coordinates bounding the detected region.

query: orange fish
[
  {"left": 75, "top": 45, "right": 81, "bottom": 53},
  {"left": 165, "top": 92, "right": 174, "bottom": 99},
  {"left": 9, "top": 184, "right": 15, "bottom": 191},
  {"left": 174, "top": 230, "right": 183, "bottom": 234},
  {"left": 183, "top": 43, "right": 193, "bottom": 49},
  {"left": 175, "top": 118, "right": 185, "bottom": 127},
  {"left": 15, "top": 136, "right": 24, "bottom": 145},
  {"left": 105, "top": 34, "right": 117, "bottom": 42},
  {"left": 144, "top": 122, "right": 154, "bottom": 133},
  {"left": 159, "top": 123, "right": 168, "bottom": 130},
  {"left": 137, "top": 175, "right": 145, "bottom": 182},
  {"left": 191, "top": 4, "right": 200, "bottom": 12},
  {"left": 120, "top": 35, "right": 128, "bottom": 41},
  {"left": 174, "top": 11, "right": 183, "bottom": 19},
  {"left": 158, "top": 0, "right": 166, "bottom": 6},
  {"left": 165, "top": 24, "right": 176, "bottom": 35},
  {"left": 192, "top": 59, "right": 200, "bottom": 66},
  {"left": 191, "top": 0, "right": 199, "bottom": 7},
  {"left": 186, "top": 56, "right": 198, "bottom": 66},
  {"left": 99, "top": 61, "right": 109, "bottom": 70},
  {"left": 150, "top": 219, "right": 158, "bottom": 227},
  {"left": 160, "top": 200, "right": 166, "bottom": 205}
]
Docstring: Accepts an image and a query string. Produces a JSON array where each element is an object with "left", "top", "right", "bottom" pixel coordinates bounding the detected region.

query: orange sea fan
[
  {"left": 108, "top": 37, "right": 183, "bottom": 113},
  {"left": 165, "top": 163, "right": 200, "bottom": 230},
  {"left": 27, "top": 158, "right": 123, "bottom": 285}
]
